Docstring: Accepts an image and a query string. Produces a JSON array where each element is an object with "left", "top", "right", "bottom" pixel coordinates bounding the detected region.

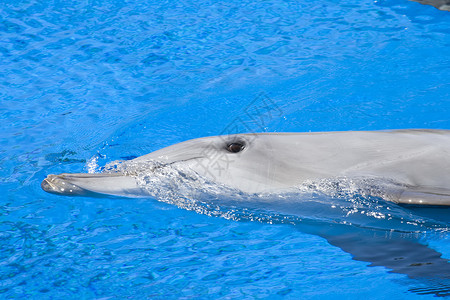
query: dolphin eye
[{"left": 226, "top": 142, "right": 245, "bottom": 153}]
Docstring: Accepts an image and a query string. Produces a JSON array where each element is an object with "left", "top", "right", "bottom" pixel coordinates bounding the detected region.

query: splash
[
  {"left": 86, "top": 155, "right": 100, "bottom": 173},
  {"left": 98, "top": 159, "right": 450, "bottom": 235}
]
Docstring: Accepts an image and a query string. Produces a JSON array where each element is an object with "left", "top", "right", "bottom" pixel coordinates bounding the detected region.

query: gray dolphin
[
  {"left": 410, "top": 0, "right": 450, "bottom": 11},
  {"left": 41, "top": 129, "right": 450, "bottom": 293},
  {"left": 42, "top": 129, "right": 450, "bottom": 205}
]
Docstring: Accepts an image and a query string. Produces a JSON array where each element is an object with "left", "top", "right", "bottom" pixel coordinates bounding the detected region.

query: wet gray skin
[
  {"left": 42, "top": 130, "right": 450, "bottom": 205},
  {"left": 410, "top": 0, "right": 450, "bottom": 11}
]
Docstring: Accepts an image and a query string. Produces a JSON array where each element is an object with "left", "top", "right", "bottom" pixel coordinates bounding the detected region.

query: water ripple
[{"left": 2, "top": 0, "right": 450, "bottom": 297}]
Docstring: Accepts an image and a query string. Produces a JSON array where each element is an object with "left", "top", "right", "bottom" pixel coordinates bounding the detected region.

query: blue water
[{"left": 1, "top": 0, "right": 450, "bottom": 298}]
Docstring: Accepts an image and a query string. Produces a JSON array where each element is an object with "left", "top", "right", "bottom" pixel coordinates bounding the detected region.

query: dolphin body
[
  {"left": 42, "top": 129, "right": 450, "bottom": 205},
  {"left": 42, "top": 130, "right": 450, "bottom": 293}
]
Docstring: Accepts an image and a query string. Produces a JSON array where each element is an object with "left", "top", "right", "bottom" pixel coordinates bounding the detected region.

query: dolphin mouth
[
  {"left": 41, "top": 174, "right": 90, "bottom": 195},
  {"left": 41, "top": 172, "right": 145, "bottom": 197},
  {"left": 41, "top": 173, "right": 125, "bottom": 196}
]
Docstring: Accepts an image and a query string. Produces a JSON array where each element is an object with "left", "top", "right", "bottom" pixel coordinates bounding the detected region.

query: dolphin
[
  {"left": 42, "top": 129, "right": 450, "bottom": 205},
  {"left": 41, "top": 129, "right": 450, "bottom": 294},
  {"left": 409, "top": 0, "right": 450, "bottom": 11}
]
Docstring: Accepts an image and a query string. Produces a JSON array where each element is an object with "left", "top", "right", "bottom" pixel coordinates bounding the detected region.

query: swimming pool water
[{"left": 1, "top": 0, "right": 450, "bottom": 298}]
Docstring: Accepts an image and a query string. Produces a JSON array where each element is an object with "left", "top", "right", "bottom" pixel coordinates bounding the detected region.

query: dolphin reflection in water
[{"left": 42, "top": 130, "right": 450, "bottom": 295}]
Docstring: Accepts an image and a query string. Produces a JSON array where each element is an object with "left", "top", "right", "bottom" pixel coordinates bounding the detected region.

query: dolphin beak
[
  {"left": 41, "top": 174, "right": 88, "bottom": 196},
  {"left": 41, "top": 176, "right": 55, "bottom": 192},
  {"left": 41, "top": 173, "right": 144, "bottom": 197}
]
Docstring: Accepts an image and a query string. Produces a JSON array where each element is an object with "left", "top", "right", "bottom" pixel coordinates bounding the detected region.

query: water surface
[{"left": 1, "top": 0, "right": 450, "bottom": 298}]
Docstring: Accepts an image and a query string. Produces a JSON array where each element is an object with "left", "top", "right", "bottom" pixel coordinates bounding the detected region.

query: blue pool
[{"left": 1, "top": 0, "right": 450, "bottom": 298}]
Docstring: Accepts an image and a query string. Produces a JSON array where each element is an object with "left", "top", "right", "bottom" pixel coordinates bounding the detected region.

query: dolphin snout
[
  {"left": 41, "top": 174, "right": 86, "bottom": 195},
  {"left": 41, "top": 176, "right": 55, "bottom": 192}
]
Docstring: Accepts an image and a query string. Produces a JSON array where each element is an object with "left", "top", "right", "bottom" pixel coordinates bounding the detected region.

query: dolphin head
[
  {"left": 135, "top": 133, "right": 292, "bottom": 193},
  {"left": 41, "top": 133, "right": 296, "bottom": 197}
]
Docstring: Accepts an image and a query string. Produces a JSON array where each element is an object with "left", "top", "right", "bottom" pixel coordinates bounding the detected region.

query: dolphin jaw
[{"left": 41, "top": 174, "right": 89, "bottom": 195}]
